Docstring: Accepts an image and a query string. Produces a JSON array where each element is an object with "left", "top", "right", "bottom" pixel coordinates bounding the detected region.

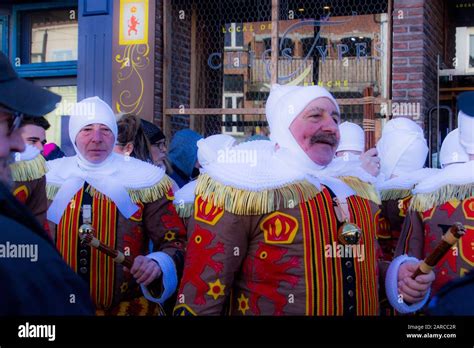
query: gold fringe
[
  {"left": 127, "top": 175, "right": 173, "bottom": 203},
  {"left": 85, "top": 185, "right": 110, "bottom": 202},
  {"left": 175, "top": 202, "right": 194, "bottom": 218},
  {"left": 409, "top": 184, "right": 474, "bottom": 212},
  {"left": 46, "top": 184, "right": 61, "bottom": 201},
  {"left": 339, "top": 176, "right": 381, "bottom": 205},
  {"left": 10, "top": 155, "right": 47, "bottom": 182},
  {"left": 47, "top": 175, "right": 173, "bottom": 204},
  {"left": 380, "top": 189, "right": 412, "bottom": 201},
  {"left": 195, "top": 173, "right": 320, "bottom": 215}
]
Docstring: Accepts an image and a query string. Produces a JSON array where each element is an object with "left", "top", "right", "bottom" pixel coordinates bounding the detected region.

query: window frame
[
  {"left": 222, "top": 92, "right": 245, "bottom": 135},
  {"left": 467, "top": 27, "right": 474, "bottom": 73},
  {"left": 11, "top": 1, "right": 78, "bottom": 78},
  {"left": 224, "top": 23, "right": 244, "bottom": 50},
  {"left": 0, "top": 15, "right": 8, "bottom": 55}
]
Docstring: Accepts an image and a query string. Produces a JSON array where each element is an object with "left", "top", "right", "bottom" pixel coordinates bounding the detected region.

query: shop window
[
  {"left": 301, "top": 36, "right": 328, "bottom": 58},
  {"left": 263, "top": 37, "right": 294, "bottom": 57},
  {"left": 12, "top": 2, "right": 78, "bottom": 77},
  {"left": 340, "top": 36, "right": 372, "bottom": 58}
]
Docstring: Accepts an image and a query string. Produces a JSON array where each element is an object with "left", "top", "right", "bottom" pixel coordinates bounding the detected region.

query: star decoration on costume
[
  {"left": 237, "top": 293, "right": 250, "bottom": 315},
  {"left": 207, "top": 279, "right": 225, "bottom": 300},
  {"left": 164, "top": 231, "right": 176, "bottom": 242}
]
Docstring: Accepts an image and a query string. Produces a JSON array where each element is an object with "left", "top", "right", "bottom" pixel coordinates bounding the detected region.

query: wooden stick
[
  {"left": 411, "top": 222, "right": 466, "bottom": 279},
  {"left": 79, "top": 224, "right": 134, "bottom": 269}
]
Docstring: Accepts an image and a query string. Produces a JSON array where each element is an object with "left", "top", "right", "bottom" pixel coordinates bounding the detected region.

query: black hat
[
  {"left": 141, "top": 119, "right": 165, "bottom": 144},
  {"left": 457, "top": 91, "right": 474, "bottom": 117},
  {"left": 0, "top": 52, "right": 61, "bottom": 116}
]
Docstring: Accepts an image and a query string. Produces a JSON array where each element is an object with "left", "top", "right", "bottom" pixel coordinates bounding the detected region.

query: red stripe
[
  {"left": 356, "top": 196, "right": 370, "bottom": 315},
  {"left": 300, "top": 202, "right": 314, "bottom": 315},
  {"left": 63, "top": 200, "right": 72, "bottom": 266},
  {"left": 108, "top": 201, "right": 117, "bottom": 308},
  {"left": 312, "top": 194, "right": 326, "bottom": 315},
  {"left": 363, "top": 198, "right": 378, "bottom": 315},
  {"left": 70, "top": 188, "right": 83, "bottom": 273},
  {"left": 99, "top": 196, "right": 107, "bottom": 306},
  {"left": 323, "top": 188, "right": 343, "bottom": 315},
  {"left": 347, "top": 196, "right": 364, "bottom": 314},
  {"left": 320, "top": 189, "right": 334, "bottom": 315}
]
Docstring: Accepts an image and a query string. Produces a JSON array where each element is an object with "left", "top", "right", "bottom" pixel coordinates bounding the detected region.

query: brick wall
[
  {"left": 154, "top": 0, "right": 192, "bottom": 136},
  {"left": 154, "top": 0, "right": 164, "bottom": 129},
  {"left": 392, "top": 0, "right": 445, "bottom": 127}
]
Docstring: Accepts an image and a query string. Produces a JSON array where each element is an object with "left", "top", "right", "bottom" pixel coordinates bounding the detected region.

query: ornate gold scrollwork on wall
[{"left": 115, "top": 43, "right": 150, "bottom": 114}]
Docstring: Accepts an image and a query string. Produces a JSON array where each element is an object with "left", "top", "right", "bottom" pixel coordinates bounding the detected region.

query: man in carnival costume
[
  {"left": 173, "top": 134, "right": 236, "bottom": 227},
  {"left": 376, "top": 117, "right": 438, "bottom": 262},
  {"left": 386, "top": 92, "right": 474, "bottom": 313},
  {"left": 174, "top": 85, "right": 433, "bottom": 316},
  {"left": 46, "top": 97, "right": 186, "bottom": 315}
]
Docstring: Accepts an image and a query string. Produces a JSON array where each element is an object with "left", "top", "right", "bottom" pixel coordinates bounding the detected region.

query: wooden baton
[
  {"left": 411, "top": 222, "right": 466, "bottom": 279},
  {"left": 78, "top": 223, "right": 167, "bottom": 315},
  {"left": 78, "top": 224, "right": 134, "bottom": 269}
]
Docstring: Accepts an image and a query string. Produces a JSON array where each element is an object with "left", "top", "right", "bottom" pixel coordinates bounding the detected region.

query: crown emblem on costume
[
  {"left": 194, "top": 195, "right": 224, "bottom": 225},
  {"left": 260, "top": 212, "right": 298, "bottom": 244}
]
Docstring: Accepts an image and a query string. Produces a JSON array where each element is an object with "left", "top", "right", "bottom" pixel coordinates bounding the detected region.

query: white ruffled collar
[
  {"left": 377, "top": 168, "right": 440, "bottom": 192},
  {"left": 413, "top": 161, "right": 474, "bottom": 194},
  {"left": 46, "top": 153, "right": 166, "bottom": 223},
  {"left": 202, "top": 140, "right": 313, "bottom": 191}
]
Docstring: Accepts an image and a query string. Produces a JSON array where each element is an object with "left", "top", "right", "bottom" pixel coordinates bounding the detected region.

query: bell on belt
[
  {"left": 78, "top": 223, "right": 95, "bottom": 244},
  {"left": 338, "top": 222, "right": 362, "bottom": 245},
  {"left": 332, "top": 197, "right": 362, "bottom": 245}
]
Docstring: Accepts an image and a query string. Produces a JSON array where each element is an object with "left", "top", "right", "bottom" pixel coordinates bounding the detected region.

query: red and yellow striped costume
[{"left": 174, "top": 175, "right": 382, "bottom": 316}]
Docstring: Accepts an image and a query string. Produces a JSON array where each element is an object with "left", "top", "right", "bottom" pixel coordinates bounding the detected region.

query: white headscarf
[
  {"left": 440, "top": 128, "right": 469, "bottom": 168},
  {"left": 47, "top": 97, "right": 141, "bottom": 224},
  {"left": 197, "top": 134, "right": 236, "bottom": 167},
  {"left": 376, "top": 117, "right": 428, "bottom": 179},
  {"left": 337, "top": 121, "right": 365, "bottom": 153},
  {"left": 265, "top": 84, "right": 357, "bottom": 198},
  {"left": 459, "top": 110, "right": 474, "bottom": 155},
  {"left": 266, "top": 84, "right": 340, "bottom": 175}
]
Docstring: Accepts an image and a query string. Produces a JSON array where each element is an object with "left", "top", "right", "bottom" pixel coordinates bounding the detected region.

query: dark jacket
[
  {"left": 0, "top": 182, "right": 94, "bottom": 315},
  {"left": 428, "top": 270, "right": 474, "bottom": 315}
]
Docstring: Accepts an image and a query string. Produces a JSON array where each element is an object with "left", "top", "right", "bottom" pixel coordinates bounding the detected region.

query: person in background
[
  {"left": 141, "top": 119, "right": 169, "bottom": 170},
  {"left": 375, "top": 118, "right": 438, "bottom": 262},
  {"left": 168, "top": 129, "right": 203, "bottom": 188},
  {"left": 10, "top": 144, "right": 48, "bottom": 227},
  {"left": 19, "top": 115, "right": 66, "bottom": 161},
  {"left": 387, "top": 93, "right": 474, "bottom": 313},
  {"left": 114, "top": 113, "right": 153, "bottom": 163},
  {"left": 19, "top": 116, "right": 50, "bottom": 153},
  {"left": 173, "top": 134, "right": 236, "bottom": 226},
  {"left": 439, "top": 128, "right": 469, "bottom": 168},
  {"left": 335, "top": 121, "right": 365, "bottom": 158}
]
